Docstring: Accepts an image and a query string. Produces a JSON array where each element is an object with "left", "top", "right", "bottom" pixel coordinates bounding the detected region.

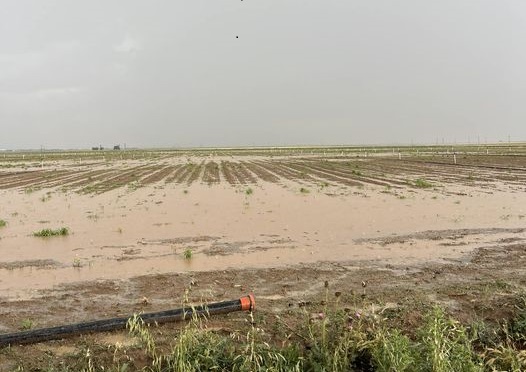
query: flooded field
[
  {"left": 0, "top": 145, "right": 525, "bottom": 369},
  {"left": 0, "top": 147, "right": 525, "bottom": 300}
]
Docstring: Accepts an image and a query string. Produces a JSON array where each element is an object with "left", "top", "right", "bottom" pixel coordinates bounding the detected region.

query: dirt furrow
[
  {"left": 243, "top": 161, "right": 280, "bottom": 183},
  {"left": 203, "top": 162, "right": 220, "bottom": 184}
]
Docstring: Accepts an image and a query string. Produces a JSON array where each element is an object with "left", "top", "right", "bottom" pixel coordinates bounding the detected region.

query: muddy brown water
[{"left": 1, "top": 159, "right": 525, "bottom": 301}]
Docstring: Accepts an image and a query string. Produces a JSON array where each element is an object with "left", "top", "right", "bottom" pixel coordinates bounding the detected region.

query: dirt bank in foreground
[{"left": 1, "top": 232, "right": 525, "bottom": 369}]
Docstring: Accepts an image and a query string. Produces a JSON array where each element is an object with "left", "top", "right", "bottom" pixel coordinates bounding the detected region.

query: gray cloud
[
  {"left": 114, "top": 36, "right": 141, "bottom": 54},
  {"left": 1, "top": 0, "right": 525, "bottom": 149}
]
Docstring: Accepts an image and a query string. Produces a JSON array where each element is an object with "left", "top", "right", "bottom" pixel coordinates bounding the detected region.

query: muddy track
[
  {"left": 307, "top": 162, "right": 407, "bottom": 188},
  {"left": 0, "top": 170, "right": 72, "bottom": 190},
  {"left": 283, "top": 162, "right": 363, "bottom": 187},
  {"left": 187, "top": 162, "right": 204, "bottom": 185},
  {"left": 242, "top": 161, "right": 280, "bottom": 183},
  {"left": 250, "top": 161, "right": 297, "bottom": 182},
  {"left": 331, "top": 161, "right": 436, "bottom": 188},
  {"left": 231, "top": 162, "right": 258, "bottom": 184},
  {"left": 381, "top": 157, "right": 526, "bottom": 181},
  {"left": 46, "top": 168, "right": 138, "bottom": 190},
  {"left": 255, "top": 161, "right": 317, "bottom": 184},
  {"left": 319, "top": 161, "right": 423, "bottom": 188},
  {"left": 203, "top": 162, "right": 221, "bottom": 184},
  {"left": 43, "top": 170, "right": 101, "bottom": 189},
  {"left": 78, "top": 165, "right": 156, "bottom": 193},
  {"left": 163, "top": 164, "right": 186, "bottom": 183},
  {"left": 59, "top": 169, "right": 121, "bottom": 190},
  {"left": 0, "top": 155, "right": 524, "bottom": 194},
  {"left": 172, "top": 164, "right": 196, "bottom": 184},
  {"left": 274, "top": 161, "right": 331, "bottom": 182},
  {"left": 346, "top": 160, "right": 466, "bottom": 185},
  {"left": 410, "top": 155, "right": 526, "bottom": 171},
  {"left": 219, "top": 161, "right": 239, "bottom": 185},
  {"left": 140, "top": 165, "right": 178, "bottom": 185},
  {"left": 302, "top": 161, "right": 391, "bottom": 187},
  {"left": 218, "top": 161, "right": 257, "bottom": 184},
  {"left": 333, "top": 159, "right": 522, "bottom": 189},
  {"left": 416, "top": 162, "right": 526, "bottom": 184}
]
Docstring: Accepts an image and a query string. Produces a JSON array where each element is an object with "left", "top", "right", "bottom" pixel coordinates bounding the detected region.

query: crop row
[{"left": 0, "top": 155, "right": 524, "bottom": 194}]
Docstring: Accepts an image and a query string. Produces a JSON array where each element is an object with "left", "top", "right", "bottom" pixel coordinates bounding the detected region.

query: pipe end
[{"left": 240, "top": 293, "right": 256, "bottom": 311}]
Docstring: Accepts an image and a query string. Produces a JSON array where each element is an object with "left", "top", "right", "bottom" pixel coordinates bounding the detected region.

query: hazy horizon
[
  {"left": 4, "top": 139, "right": 526, "bottom": 152},
  {"left": 1, "top": 1, "right": 525, "bottom": 150}
]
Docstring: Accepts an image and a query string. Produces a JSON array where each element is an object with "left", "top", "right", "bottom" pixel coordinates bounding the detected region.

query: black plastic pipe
[{"left": 0, "top": 294, "right": 255, "bottom": 347}]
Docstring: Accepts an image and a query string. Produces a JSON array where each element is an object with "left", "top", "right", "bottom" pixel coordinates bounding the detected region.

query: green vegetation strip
[
  {"left": 32, "top": 227, "right": 69, "bottom": 237},
  {"left": 413, "top": 178, "right": 433, "bottom": 188},
  {"left": 124, "top": 304, "right": 525, "bottom": 372},
  {"left": 12, "top": 295, "right": 526, "bottom": 371}
]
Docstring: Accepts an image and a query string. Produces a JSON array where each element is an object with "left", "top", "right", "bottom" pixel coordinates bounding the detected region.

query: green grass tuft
[
  {"left": 416, "top": 306, "right": 481, "bottom": 372},
  {"left": 351, "top": 169, "right": 363, "bottom": 176},
  {"left": 33, "top": 227, "right": 69, "bottom": 237},
  {"left": 414, "top": 178, "right": 433, "bottom": 188},
  {"left": 183, "top": 248, "right": 193, "bottom": 260},
  {"left": 20, "top": 319, "right": 34, "bottom": 330},
  {"left": 0, "top": 219, "right": 6, "bottom": 228}
]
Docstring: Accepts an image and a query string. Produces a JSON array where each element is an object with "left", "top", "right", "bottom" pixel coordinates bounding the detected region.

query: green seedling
[
  {"left": 183, "top": 248, "right": 193, "bottom": 260},
  {"left": 414, "top": 178, "right": 433, "bottom": 188},
  {"left": 20, "top": 319, "right": 34, "bottom": 330}
]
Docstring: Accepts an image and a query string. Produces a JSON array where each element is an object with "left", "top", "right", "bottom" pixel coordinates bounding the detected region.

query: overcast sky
[{"left": 1, "top": 1, "right": 525, "bottom": 149}]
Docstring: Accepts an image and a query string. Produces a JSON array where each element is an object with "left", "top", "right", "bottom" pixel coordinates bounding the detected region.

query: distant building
[
  {"left": 92, "top": 145, "right": 104, "bottom": 150},
  {"left": 113, "top": 145, "right": 121, "bottom": 150}
]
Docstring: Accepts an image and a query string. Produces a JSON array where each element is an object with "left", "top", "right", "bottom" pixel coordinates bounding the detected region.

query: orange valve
[{"left": 240, "top": 293, "right": 256, "bottom": 311}]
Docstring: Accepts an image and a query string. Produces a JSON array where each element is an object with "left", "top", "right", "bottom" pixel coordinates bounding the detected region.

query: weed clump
[
  {"left": 40, "top": 192, "right": 52, "bottom": 202},
  {"left": 33, "top": 227, "right": 69, "bottom": 237},
  {"left": 20, "top": 319, "right": 34, "bottom": 330},
  {"left": 508, "top": 296, "right": 526, "bottom": 344},
  {"left": 413, "top": 178, "right": 433, "bottom": 188},
  {"left": 0, "top": 219, "right": 6, "bottom": 227},
  {"left": 351, "top": 169, "right": 363, "bottom": 176},
  {"left": 416, "top": 307, "right": 480, "bottom": 371},
  {"left": 183, "top": 248, "right": 193, "bottom": 260}
]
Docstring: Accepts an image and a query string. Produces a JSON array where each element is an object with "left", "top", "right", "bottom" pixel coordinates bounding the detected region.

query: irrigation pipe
[{"left": 0, "top": 294, "right": 255, "bottom": 347}]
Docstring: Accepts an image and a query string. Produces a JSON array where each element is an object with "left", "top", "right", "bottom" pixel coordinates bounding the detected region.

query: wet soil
[{"left": 1, "top": 237, "right": 525, "bottom": 369}]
